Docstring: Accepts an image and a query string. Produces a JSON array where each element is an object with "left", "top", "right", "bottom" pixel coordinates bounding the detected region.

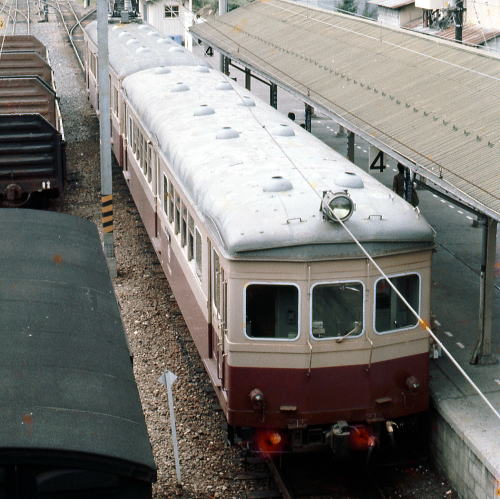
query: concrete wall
[
  {"left": 377, "top": 5, "right": 422, "bottom": 26},
  {"left": 430, "top": 409, "right": 499, "bottom": 499}
]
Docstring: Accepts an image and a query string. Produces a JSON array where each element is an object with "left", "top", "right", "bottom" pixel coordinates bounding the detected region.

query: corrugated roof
[
  {"left": 0, "top": 209, "right": 156, "bottom": 480},
  {"left": 190, "top": 0, "right": 500, "bottom": 220}
]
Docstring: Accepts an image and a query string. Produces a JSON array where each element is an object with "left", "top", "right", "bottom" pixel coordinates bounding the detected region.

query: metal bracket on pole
[
  {"left": 158, "top": 370, "right": 182, "bottom": 484},
  {"left": 305, "top": 104, "right": 313, "bottom": 132},
  {"left": 245, "top": 67, "right": 251, "bottom": 90}
]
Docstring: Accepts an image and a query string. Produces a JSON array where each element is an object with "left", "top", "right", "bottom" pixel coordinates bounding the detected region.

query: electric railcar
[{"left": 84, "top": 20, "right": 434, "bottom": 454}]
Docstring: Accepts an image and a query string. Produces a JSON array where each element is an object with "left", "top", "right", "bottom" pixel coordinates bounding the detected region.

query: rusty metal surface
[
  {"left": 190, "top": 0, "right": 500, "bottom": 220},
  {"left": 0, "top": 51, "right": 53, "bottom": 85},
  {"left": 0, "top": 76, "right": 56, "bottom": 126},
  {"left": 0, "top": 35, "right": 47, "bottom": 58}
]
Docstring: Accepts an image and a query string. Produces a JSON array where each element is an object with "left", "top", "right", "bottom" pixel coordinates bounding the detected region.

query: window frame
[
  {"left": 164, "top": 4, "right": 179, "bottom": 17},
  {"left": 243, "top": 281, "right": 301, "bottom": 342},
  {"left": 309, "top": 279, "right": 365, "bottom": 341},
  {"left": 373, "top": 272, "right": 421, "bottom": 335}
]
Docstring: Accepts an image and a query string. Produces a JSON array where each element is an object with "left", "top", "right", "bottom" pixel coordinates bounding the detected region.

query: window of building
[
  {"left": 375, "top": 274, "right": 420, "bottom": 333},
  {"left": 164, "top": 5, "right": 179, "bottom": 17},
  {"left": 213, "top": 251, "right": 221, "bottom": 312},
  {"left": 245, "top": 284, "right": 299, "bottom": 340},
  {"left": 311, "top": 282, "right": 363, "bottom": 339},
  {"left": 195, "top": 229, "right": 202, "bottom": 279}
]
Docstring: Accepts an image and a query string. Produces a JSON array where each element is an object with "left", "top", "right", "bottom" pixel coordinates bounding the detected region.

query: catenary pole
[{"left": 97, "top": 0, "right": 116, "bottom": 276}]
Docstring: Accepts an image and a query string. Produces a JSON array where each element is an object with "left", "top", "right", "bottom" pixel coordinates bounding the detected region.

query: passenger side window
[
  {"left": 163, "top": 175, "right": 168, "bottom": 215},
  {"left": 375, "top": 274, "right": 419, "bottom": 333},
  {"left": 195, "top": 229, "right": 202, "bottom": 279},
  {"left": 311, "top": 282, "right": 363, "bottom": 339},
  {"left": 245, "top": 284, "right": 299, "bottom": 340},
  {"left": 187, "top": 215, "right": 194, "bottom": 261},
  {"left": 213, "top": 251, "right": 221, "bottom": 312},
  {"left": 168, "top": 184, "right": 174, "bottom": 224}
]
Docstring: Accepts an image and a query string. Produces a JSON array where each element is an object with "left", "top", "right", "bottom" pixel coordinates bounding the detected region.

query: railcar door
[{"left": 211, "top": 249, "right": 227, "bottom": 388}]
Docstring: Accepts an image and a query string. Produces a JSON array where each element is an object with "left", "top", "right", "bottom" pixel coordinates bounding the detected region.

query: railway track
[{"left": 0, "top": 0, "right": 30, "bottom": 35}]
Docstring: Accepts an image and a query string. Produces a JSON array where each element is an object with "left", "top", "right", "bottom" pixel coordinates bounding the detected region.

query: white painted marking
[
  {"left": 457, "top": 210, "right": 464, "bottom": 214},
  {"left": 456, "top": 342, "right": 465, "bottom": 349},
  {"left": 440, "top": 199, "right": 446, "bottom": 203},
  {"left": 434, "top": 320, "right": 441, "bottom": 326},
  {"left": 362, "top": 149, "right": 367, "bottom": 153},
  {"left": 356, "top": 145, "right": 361, "bottom": 150},
  {"left": 392, "top": 168, "right": 397, "bottom": 172},
  {"left": 444, "top": 331, "right": 453, "bottom": 337},
  {"left": 448, "top": 204, "right": 454, "bottom": 209},
  {"left": 495, "top": 379, "right": 500, "bottom": 386},
  {"left": 433, "top": 194, "right": 438, "bottom": 198},
  {"left": 466, "top": 216, "right": 473, "bottom": 221}
]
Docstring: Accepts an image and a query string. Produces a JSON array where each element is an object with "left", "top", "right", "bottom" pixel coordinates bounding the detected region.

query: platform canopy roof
[{"left": 190, "top": 0, "right": 500, "bottom": 221}]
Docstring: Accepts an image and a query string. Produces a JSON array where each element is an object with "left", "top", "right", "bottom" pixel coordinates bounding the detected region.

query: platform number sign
[{"left": 369, "top": 145, "right": 386, "bottom": 172}]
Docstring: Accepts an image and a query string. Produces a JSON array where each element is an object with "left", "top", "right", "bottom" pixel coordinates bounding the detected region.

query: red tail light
[
  {"left": 254, "top": 429, "right": 287, "bottom": 454},
  {"left": 349, "top": 425, "right": 376, "bottom": 451}
]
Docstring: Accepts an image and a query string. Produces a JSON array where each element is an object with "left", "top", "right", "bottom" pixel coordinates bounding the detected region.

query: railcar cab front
[{"left": 208, "top": 246, "right": 432, "bottom": 455}]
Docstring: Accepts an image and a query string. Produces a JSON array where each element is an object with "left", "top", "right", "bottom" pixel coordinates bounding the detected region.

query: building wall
[
  {"left": 139, "top": 0, "right": 193, "bottom": 47},
  {"left": 376, "top": 5, "right": 422, "bottom": 26}
]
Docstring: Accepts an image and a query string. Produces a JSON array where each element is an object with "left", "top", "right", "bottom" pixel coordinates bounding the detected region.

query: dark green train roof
[{"left": 0, "top": 209, "right": 156, "bottom": 481}]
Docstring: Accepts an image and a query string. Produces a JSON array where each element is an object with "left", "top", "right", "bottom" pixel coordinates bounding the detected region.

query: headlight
[{"left": 321, "top": 190, "right": 355, "bottom": 223}]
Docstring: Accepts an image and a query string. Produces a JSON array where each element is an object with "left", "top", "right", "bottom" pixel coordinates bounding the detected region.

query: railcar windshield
[
  {"left": 311, "top": 282, "right": 363, "bottom": 339},
  {"left": 245, "top": 284, "right": 299, "bottom": 340},
  {"left": 375, "top": 274, "right": 420, "bottom": 333}
]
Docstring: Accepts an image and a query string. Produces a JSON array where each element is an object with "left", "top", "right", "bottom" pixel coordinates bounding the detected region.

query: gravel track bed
[{"left": 29, "top": 7, "right": 251, "bottom": 498}]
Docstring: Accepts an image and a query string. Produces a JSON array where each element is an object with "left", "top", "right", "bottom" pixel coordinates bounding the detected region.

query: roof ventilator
[
  {"left": 148, "top": 31, "right": 161, "bottom": 37},
  {"left": 171, "top": 82, "right": 189, "bottom": 92},
  {"left": 195, "top": 65, "right": 210, "bottom": 73},
  {"left": 216, "top": 81, "right": 233, "bottom": 90},
  {"left": 194, "top": 104, "right": 215, "bottom": 116},
  {"left": 238, "top": 96, "right": 256, "bottom": 107},
  {"left": 169, "top": 46, "right": 184, "bottom": 53},
  {"left": 216, "top": 127, "right": 239, "bottom": 140},
  {"left": 136, "top": 47, "right": 151, "bottom": 54},
  {"left": 335, "top": 171, "right": 364, "bottom": 189},
  {"left": 321, "top": 191, "right": 355, "bottom": 223},
  {"left": 271, "top": 124, "right": 295, "bottom": 137},
  {"left": 117, "top": 31, "right": 130, "bottom": 38},
  {"left": 263, "top": 176, "right": 293, "bottom": 192},
  {"left": 126, "top": 38, "right": 139, "bottom": 45},
  {"left": 157, "top": 38, "right": 173, "bottom": 45},
  {"left": 154, "top": 67, "right": 171, "bottom": 74}
]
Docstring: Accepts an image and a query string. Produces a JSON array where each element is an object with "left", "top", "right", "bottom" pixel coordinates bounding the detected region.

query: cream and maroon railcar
[
  {"left": 84, "top": 21, "right": 197, "bottom": 167},
  {"left": 85, "top": 22, "right": 434, "bottom": 453}
]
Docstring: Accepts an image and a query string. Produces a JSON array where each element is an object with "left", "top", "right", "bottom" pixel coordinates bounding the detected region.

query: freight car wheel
[{"left": 2, "top": 190, "right": 31, "bottom": 207}]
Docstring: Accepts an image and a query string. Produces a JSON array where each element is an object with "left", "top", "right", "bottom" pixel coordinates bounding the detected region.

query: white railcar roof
[
  {"left": 122, "top": 65, "right": 434, "bottom": 259},
  {"left": 85, "top": 21, "right": 198, "bottom": 79}
]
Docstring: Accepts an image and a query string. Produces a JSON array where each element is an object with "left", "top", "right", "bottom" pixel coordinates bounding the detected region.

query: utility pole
[{"left": 97, "top": 0, "right": 116, "bottom": 276}]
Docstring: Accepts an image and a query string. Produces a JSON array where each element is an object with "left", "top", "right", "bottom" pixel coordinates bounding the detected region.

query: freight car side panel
[{"left": 0, "top": 114, "right": 65, "bottom": 200}]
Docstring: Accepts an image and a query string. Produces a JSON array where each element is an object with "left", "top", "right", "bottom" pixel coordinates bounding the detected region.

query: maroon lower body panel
[{"left": 226, "top": 354, "right": 429, "bottom": 428}]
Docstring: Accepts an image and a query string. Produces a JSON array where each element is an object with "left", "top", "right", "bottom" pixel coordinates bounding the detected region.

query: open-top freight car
[
  {"left": 0, "top": 35, "right": 65, "bottom": 207},
  {"left": 84, "top": 19, "right": 435, "bottom": 456},
  {"left": 0, "top": 209, "right": 156, "bottom": 498}
]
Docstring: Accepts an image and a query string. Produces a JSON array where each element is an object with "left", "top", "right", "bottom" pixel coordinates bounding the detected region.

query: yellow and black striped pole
[{"left": 101, "top": 194, "right": 113, "bottom": 233}]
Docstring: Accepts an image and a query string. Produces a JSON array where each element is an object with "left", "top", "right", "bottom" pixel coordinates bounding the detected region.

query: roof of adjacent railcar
[
  {"left": 85, "top": 21, "right": 198, "bottom": 78},
  {"left": 0, "top": 209, "right": 155, "bottom": 480},
  {"left": 122, "top": 64, "right": 434, "bottom": 259}
]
